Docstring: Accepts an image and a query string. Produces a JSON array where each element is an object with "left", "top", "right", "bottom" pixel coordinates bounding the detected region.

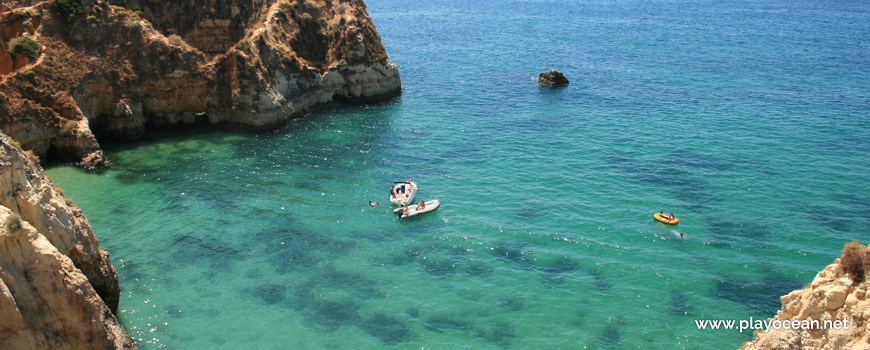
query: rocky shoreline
[
  {"left": 0, "top": 0, "right": 401, "bottom": 169},
  {"left": 740, "top": 242, "right": 870, "bottom": 349},
  {"left": 0, "top": 0, "right": 398, "bottom": 348},
  {"left": 0, "top": 133, "right": 136, "bottom": 349}
]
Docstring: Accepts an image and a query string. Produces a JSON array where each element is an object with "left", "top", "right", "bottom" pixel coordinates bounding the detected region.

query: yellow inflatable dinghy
[{"left": 654, "top": 213, "right": 679, "bottom": 225}]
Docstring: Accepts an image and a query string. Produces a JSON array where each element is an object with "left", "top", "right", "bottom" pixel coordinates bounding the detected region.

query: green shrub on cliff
[
  {"left": 125, "top": 20, "right": 141, "bottom": 31},
  {"left": 52, "top": 0, "right": 84, "bottom": 21},
  {"left": 7, "top": 37, "right": 41, "bottom": 60},
  {"left": 842, "top": 241, "right": 867, "bottom": 283},
  {"left": 235, "top": 42, "right": 250, "bottom": 53},
  {"left": 3, "top": 213, "right": 22, "bottom": 233},
  {"left": 168, "top": 34, "right": 191, "bottom": 49}
]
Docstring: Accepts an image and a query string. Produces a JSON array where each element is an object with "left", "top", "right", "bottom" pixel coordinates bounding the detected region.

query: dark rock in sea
[{"left": 538, "top": 69, "right": 569, "bottom": 87}]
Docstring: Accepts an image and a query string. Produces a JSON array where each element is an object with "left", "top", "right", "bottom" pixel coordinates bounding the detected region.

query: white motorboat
[
  {"left": 389, "top": 180, "right": 417, "bottom": 206},
  {"left": 393, "top": 200, "right": 440, "bottom": 219}
]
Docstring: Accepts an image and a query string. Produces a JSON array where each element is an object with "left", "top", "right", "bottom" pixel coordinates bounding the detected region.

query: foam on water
[{"left": 46, "top": 0, "right": 869, "bottom": 348}]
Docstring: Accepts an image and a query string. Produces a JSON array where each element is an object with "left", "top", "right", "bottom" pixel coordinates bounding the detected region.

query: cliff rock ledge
[
  {"left": 0, "top": 133, "right": 135, "bottom": 349},
  {"left": 741, "top": 244, "right": 870, "bottom": 350},
  {"left": 0, "top": 0, "right": 401, "bottom": 169}
]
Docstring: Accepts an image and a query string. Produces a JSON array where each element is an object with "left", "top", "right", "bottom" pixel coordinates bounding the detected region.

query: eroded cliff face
[
  {"left": 740, "top": 256, "right": 870, "bottom": 350},
  {"left": 0, "top": 0, "right": 400, "bottom": 169},
  {"left": 0, "top": 133, "right": 135, "bottom": 349}
]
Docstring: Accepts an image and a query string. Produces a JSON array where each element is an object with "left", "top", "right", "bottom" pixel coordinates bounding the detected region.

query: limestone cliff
[
  {"left": 740, "top": 247, "right": 870, "bottom": 350},
  {"left": 0, "top": 0, "right": 400, "bottom": 169},
  {"left": 0, "top": 133, "right": 135, "bottom": 349}
]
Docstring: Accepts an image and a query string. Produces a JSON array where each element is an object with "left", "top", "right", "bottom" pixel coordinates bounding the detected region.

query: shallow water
[{"left": 46, "top": 0, "right": 870, "bottom": 348}]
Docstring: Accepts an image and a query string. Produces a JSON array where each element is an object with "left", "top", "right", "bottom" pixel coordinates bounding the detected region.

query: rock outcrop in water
[
  {"left": 0, "top": 133, "right": 135, "bottom": 349},
  {"left": 0, "top": 0, "right": 400, "bottom": 169},
  {"left": 740, "top": 242, "right": 870, "bottom": 350},
  {"left": 538, "top": 69, "right": 568, "bottom": 87}
]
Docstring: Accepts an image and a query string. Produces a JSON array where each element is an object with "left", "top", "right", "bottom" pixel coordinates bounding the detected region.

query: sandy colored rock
[
  {"left": 0, "top": 133, "right": 135, "bottom": 349},
  {"left": 740, "top": 256, "right": 870, "bottom": 350}
]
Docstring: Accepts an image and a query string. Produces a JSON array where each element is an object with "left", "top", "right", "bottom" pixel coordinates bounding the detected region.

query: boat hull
[
  {"left": 395, "top": 200, "right": 440, "bottom": 219},
  {"left": 654, "top": 213, "right": 679, "bottom": 225}
]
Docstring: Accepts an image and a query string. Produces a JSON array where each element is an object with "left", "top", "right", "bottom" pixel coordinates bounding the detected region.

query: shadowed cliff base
[{"left": 0, "top": 0, "right": 401, "bottom": 169}]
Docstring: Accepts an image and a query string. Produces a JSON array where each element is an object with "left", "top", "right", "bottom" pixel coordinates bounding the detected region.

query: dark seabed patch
[
  {"left": 293, "top": 286, "right": 362, "bottom": 331},
  {"left": 473, "top": 320, "right": 516, "bottom": 348},
  {"left": 421, "top": 257, "right": 461, "bottom": 276},
  {"left": 464, "top": 261, "right": 494, "bottom": 277},
  {"left": 490, "top": 242, "right": 579, "bottom": 285},
  {"left": 406, "top": 308, "right": 421, "bottom": 320},
  {"left": 491, "top": 242, "right": 529, "bottom": 265},
  {"left": 312, "top": 265, "right": 384, "bottom": 300},
  {"left": 516, "top": 206, "right": 548, "bottom": 220},
  {"left": 590, "top": 267, "right": 613, "bottom": 291},
  {"left": 252, "top": 225, "right": 355, "bottom": 273},
  {"left": 247, "top": 284, "right": 287, "bottom": 305},
  {"left": 116, "top": 260, "right": 145, "bottom": 284},
  {"left": 307, "top": 299, "right": 361, "bottom": 330},
  {"left": 598, "top": 324, "right": 621, "bottom": 349},
  {"left": 605, "top": 152, "right": 725, "bottom": 211},
  {"left": 798, "top": 195, "right": 870, "bottom": 234},
  {"left": 360, "top": 313, "right": 416, "bottom": 344},
  {"left": 163, "top": 305, "right": 185, "bottom": 318},
  {"left": 713, "top": 272, "right": 802, "bottom": 314},
  {"left": 589, "top": 317, "right": 625, "bottom": 349},
  {"left": 668, "top": 290, "right": 693, "bottom": 316},
  {"left": 170, "top": 234, "right": 240, "bottom": 270},
  {"left": 498, "top": 299, "right": 527, "bottom": 311},
  {"left": 704, "top": 215, "right": 769, "bottom": 245},
  {"left": 423, "top": 314, "right": 473, "bottom": 333}
]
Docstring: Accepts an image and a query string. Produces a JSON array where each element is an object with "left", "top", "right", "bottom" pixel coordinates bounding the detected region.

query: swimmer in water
[
  {"left": 679, "top": 232, "right": 684, "bottom": 239},
  {"left": 369, "top": 201, "right": 381, "bottom": 207}
]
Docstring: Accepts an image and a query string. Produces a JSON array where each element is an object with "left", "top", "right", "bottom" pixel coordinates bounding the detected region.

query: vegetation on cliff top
[
  {"left": 841, "top": 240, "right": 870, "bottom": 283},
  {"left": 7, "top": 37, "right": 41, "bottom": 60},
  {"left": 51, "top": 0, "right": 84, "bottom": 21},
  {"left": 168, "top": 34, "right": 192, "bottom": 49}
]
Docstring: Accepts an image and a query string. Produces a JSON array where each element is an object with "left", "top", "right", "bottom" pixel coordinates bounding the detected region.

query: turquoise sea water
[{"left": 46, "top": 0, "right": 870, "bottom": 348}]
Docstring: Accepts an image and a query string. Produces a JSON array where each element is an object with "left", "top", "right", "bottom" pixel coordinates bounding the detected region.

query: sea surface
[{"left": 45, "top": 0, "right": 870, "bottom": 348}]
